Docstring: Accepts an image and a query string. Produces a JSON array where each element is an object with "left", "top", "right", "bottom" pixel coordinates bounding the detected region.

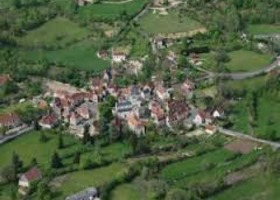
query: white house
[
  {"left": 112, "top": 53, "right": 127, "bottom": 63},
  {"left": 18, "top": 167, "right": 42, "bottom": 195}
]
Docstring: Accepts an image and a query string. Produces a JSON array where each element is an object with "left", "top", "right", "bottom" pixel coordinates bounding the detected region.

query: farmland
[{"left": 248, "top": 24, "right": 280, "bottom": 35}]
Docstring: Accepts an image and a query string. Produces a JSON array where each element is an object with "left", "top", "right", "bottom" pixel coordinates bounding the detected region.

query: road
[
  {"left": 0, "top": 126, "right": 33, "bottom": 145},
  {"left": 217, "top": 59, "right": 280, "bottom": 80},
  {"left": 218, "top": 127, "right": 280, "bottom": 149}
]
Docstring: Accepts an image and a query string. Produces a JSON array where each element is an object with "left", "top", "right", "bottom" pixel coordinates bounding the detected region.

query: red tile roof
[
  {"left": 0, "top": 113, "right": 21, "bottom": 127},
  {"left": 22, "top": 167, "right": 42, "bottom": 182},
  {"left": 39, "top": 114, "right": 58, "bottom": 126},
  {"left": 0, "top": 74, "right": 11, "bottom": 85}
]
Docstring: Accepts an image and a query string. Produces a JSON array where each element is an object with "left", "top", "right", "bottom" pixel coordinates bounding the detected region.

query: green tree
[
  {"left": 57, "top": 134, "right": 64, "bottom": 149},
  {"left": 73, "top": 151, "right": 81, "bottom": 164},
  {"left": 51, "top": 151, "right": 63, "bottom": 169},
  {"left": 36, "top": 180, "right": 51, "bottom": 200}
]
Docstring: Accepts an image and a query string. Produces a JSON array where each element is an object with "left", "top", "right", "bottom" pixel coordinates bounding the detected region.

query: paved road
[
  {"left": 218, "top": 127, "right": 280, "bottom": 149},
  {"left": 0, "top": 126, "right": 33, "bottom": 145},
  {"left": 217, "top": 59, "right": 280, "bottom": 80}
]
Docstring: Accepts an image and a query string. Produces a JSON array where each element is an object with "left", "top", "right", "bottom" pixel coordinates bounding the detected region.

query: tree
[
  {"left": 11, "top": 152, "right": 23, "bottom": 173},
  {"left": 83, "top": 124, "right": 91, "bottom": 144},
  {"left": 39, "top": 132, "right": 48, "bottom": 143},
  {"left": 0, "top": 165, "right": 17, "bottom": 182},
  {"left": 73, "top": 151, "right": 81, "bottom": 164},
  {"left": 36, "top": 180, "right": 51, "bottom": 200},
  {"left": 9, "top": 185, "right": 17, "bottom": 200},
  {"left": 51, "top": 151, "right": 63, "bottom": 169},
  {"left": 57, "top": 134, "right": 64, "bottom": 149},
  {"left": 30, "top": 158, "right": 38, "bottom": 167}
]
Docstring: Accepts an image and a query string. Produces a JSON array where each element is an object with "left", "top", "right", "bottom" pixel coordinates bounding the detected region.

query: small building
[
  {"left": 0, "top": 113, "right": 23, "bottom": 129},
  {"left": 112, "top": 52, "right": 127, "bottom": 63},
  {"left": 181, "top": 79, "right": 195, "bottom": 94},
  {"left": 97, "top": 50, "right": 109, "bottom": 59},
  {"left": 149, "top": 101, "right": 165, "bottom": 126},
  {"left": 113, "top": 100, "right": 133, "bottom": 119},
  {"left": 39, "top": 114, "right": 58, "bottom": 129},
  {"left": 18, "top": 167, "right": 42, "bottom": 195},
  {"left": 127, "top": 113, "right": 146, "bottom": 136},
  {"left": 65, "top": 187, "right": 99, "bottom": 200},
  {"left": 155, "top": 84, "right": 170, "bottom": 101},
  {"left": 166, "top": 100, "right": 189, "bottom": 127},
  {"left": 212, "top": 107, "right": 225, "bottom": 119},
  {"left": 193, "top": 110, "right": 213, "bottom": 126}
]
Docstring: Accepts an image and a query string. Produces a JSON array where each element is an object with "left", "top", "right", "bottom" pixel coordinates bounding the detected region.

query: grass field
[
  {"left": 23, "top": 40, "right": 110, "bottom": 72},
  {"left": 209, "top": 174, "right": 280, "bottom": 200},
  {"left": 17, "top": 17, "right": 91, "bottom": 48},
  {"left": 54, "top": 163, "right": 125, "bottom": 199},
  {"left": 78, "top": 0, "right": 148, "bottom": 21},
  {"left": 0, "top": 131, "right": 82, "bottom": 169},
  {"left": 110, "top": 184, "right": 141, "bottom": 200},
  {"left": 248, "top": 24, "right": 280, "bottom": 35},
  {"left": 161, "top": 149, "right": 234, "bottom": 183},
  {"left": 202, "top": 50, "right": 273, "bottom": 72},
  {"left": 139, "top": 10, "right": 203, "bottom": 35}
]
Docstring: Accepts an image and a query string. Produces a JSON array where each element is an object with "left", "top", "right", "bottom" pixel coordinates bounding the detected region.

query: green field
[
  {"left": 139, "top": 10, "right": 203, "bottom": 35},
  {"left": 0, "top": 131, "right": 83, "bottom": 169},
  {"left": 17, "top": 17, "right": 91, "bottom": 48},
  {"left": 161, "top": 149, "right": 234, "bottom": 183},
  {"left": 202, "top": 50, "right": 273, "bottom": 72},
  {"left": 54, "top": 163, "right": 125, "bottom": 199},
  {"left": 209, "top": 175, "right": 280, "bottom": 200},
  {"left": 78, "top": 0, "right": 148, "bottom": 21},
  {"left": 23, "top": 40, "right": 110, "bottom": 72},
  {"left": 110, "top": 184, "right": 141, "bottom": 200},
  {"left": 248, "top": 24, "right": 280, "bottom": 35}
]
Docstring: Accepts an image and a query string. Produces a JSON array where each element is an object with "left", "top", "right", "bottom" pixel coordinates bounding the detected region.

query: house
[
  {"left": 127, "top": 113, "right": 146, "bottom": 136},
  {"left": 18, "top": 167, "right": 42, "bottom": 195},
  {"left": 113, "top": 100, "right": 133, "bottom": 119},
  {"left": 155, "top": 84, "right": 170, "bottom": 101},
  {"left": 70, "top": 112, "right": 83, "bottom": 126},
  {"left": 0, "top": 113, "right": 22, "bottom": 129},
  {"left": 153, "top": 37, "right": 167, "bottom": 49},
  {"left": 91, "top": 78, "right": 104, "bottom": 92},
  {"left": 112, "top": 52, "right": 127, "bottom": 63},
  {"left": 212, "top": 107, "right": 225, "bottom": 119},
  {"left": 66, "top": 187, "right": 99, "bottom": 200},
  {"left": 181, "top": 79, "right": 195, "bottom": 94},
  {"left": 107, "top": 83, "right": 118, "bottom": 97},
  {"left": 39, "top": 114, "right": 58, "bottom": 129},
  {"left": 205, "top": 125, "right": 217, "bottom": 135},
  {"left": 141, "top": 84, "right": 152, "bottom": 99},
  {"left": 126, "top": 60, "right": 143, "bottom": 75},
  {"left": 193, "top": 110, "right": 213, "bottom": 126},
  {"left": 149, "top": 101, "right": 165, "bottom": 126},
  {"left": 166, "top": 100, "right": 189, "bottom": 127},
  {"left": 0, "top": 74, "right": 11, "bottom": 86}
]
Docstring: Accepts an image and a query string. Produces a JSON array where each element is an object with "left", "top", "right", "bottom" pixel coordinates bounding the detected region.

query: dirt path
[{"left": 102, "top": 0, "right": 133, "bottom": 4}]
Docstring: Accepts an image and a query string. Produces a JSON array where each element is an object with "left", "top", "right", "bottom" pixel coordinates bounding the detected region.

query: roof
[
  {"left": 21, "top": 167, "right": 42, "bottom": 182},
  {"left": 66, "top": 187, "right": 98, "bottom": 200},
  {"left": 127, "top": 114, "right": 145, "bottom": 127},
  {"left": 39, "top": 114, "right": 58, "bottom": 125},
  {"left": 0, "top": 113, "right": 21, "bottom": 127}
]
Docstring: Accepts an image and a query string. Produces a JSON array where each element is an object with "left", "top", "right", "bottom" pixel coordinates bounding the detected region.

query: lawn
[
  {"left": 0, "top": 131, "right": 82, "bottom": 169},
  {"left": 226, "top": 50, "right": 273, "bottom": 72},
  {"left": 22, "top": 40, "right": 110, "bottom": 72},
  {"left": 54, "top": 163, "right": 125, "bottom": 199},
  {"left": 17, "top": 17, "right": 91, "bottom": 48},
  {"left": 110, "top": 184, "right": 141, "bottom": 200},
  {"left": 201, "top": 50, "right": 273, "bottom": 72},
  {"left": 78, "top": 0, "right": 148, "bottom": 21},
  {"left": 139, "top": 10, "right": 203, "bottom": 35},
  {"left": 248, "top": 24, "right": 280, "bottom": 35},
  {"left": 224, "top": 76, "right": 266, "bottom": 92},
  {"left": 209, "top": 174, "right": 280, "bottom": 200},
  {"left": 161, "top": 149, "right": 234, "bottom": 183}
]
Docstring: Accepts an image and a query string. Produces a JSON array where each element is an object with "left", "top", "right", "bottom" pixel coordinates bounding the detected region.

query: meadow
[
  {"left": 78, "top": 0, "right": 148, "bottom": 21},
  {"left": 139, "top": 10, "right": 203, "bottom": 35},
  {"left": 201, "top": 50, "right": 273, "bottom": 72},
  {"left": 22, "top": 40, "right": 110, "bottom": 72},
  {"left": 248, "top": 24, "right": 280, "bottom": 35},
  {"left": 17, "top": 17, "right": 91, "bottom": 48}
]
